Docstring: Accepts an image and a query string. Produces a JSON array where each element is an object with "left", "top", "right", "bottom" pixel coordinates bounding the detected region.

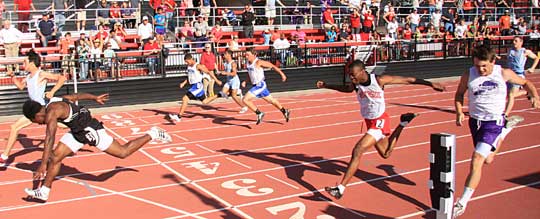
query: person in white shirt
[
  {"left": 273, "top": 33, "right": 290, "bottom": 67},
  {"left": 386, "top": 18, "right": 398, "bottom": 39},
  {"left": 454, "top": 19, "right": 467, "bottom": 39},
  {"left": 431, "top": 8, "right": 442, "bottom": 30},
  {"left": 137, "top": 16, "right": 153, "bottom": 46},
  {"left": 0, "top": 20, "right": 23, "bottom": 72},
  {"left": 407, "top": 8, "right": 420, "bottom": 33}
]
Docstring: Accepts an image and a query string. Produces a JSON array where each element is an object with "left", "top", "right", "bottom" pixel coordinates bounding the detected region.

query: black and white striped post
[{"left": 429, "top": 133, "right": 456, "bottom": 219}]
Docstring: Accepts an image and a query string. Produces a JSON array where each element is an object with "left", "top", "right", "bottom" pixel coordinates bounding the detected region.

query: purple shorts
[
  {"left": 155, "top": 26, "right": 166, "bottom": 35},
  {"left": 468, "top": 117, "right": 505, "bottom": 150}
]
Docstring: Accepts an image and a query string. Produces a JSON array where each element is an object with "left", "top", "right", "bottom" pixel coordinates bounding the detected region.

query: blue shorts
[
  {"left": 249, "top": 81, "right": 270, "bottom": 98},
  {"left": 224, "top": 76, "right": 240, "bottom": 91},
  {"left": 187, "top": 82, "right": 205, "bottom": 101},
  {"left": 468, "top": 117, "right": 506, "bottom": 151},
  {"left": 507, "top": 73, "right": 525, "bottom": 90},
  {"left": 156, "top": 26, "right": 166, "bottom": 35}
]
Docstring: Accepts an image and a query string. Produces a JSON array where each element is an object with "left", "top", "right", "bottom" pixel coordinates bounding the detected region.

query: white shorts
[
  {"left": 366, "top": 129, "right": 386, "bottom": 142},
  {"left": 60, "top": 129, "right": 113, "bottom": 153},
  {"left": 265, "top": 8, "right": 276, "bottom": 18},
  {"left": 224, "top": 77, "right": 241, "bottom": 90}
]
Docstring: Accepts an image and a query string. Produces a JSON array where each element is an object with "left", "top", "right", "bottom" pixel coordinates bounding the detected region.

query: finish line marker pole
[{"left": 429, "top": 133, "right": 456, "bottom": 219}]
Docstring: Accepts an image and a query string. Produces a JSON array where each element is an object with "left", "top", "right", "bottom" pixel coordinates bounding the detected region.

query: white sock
[
  {"left": 1, "top": 154, "right": 8, "bottom": 160},
  {"left": 147, "top": 128, "right": 158, "bottom": 140},
  {"left": 40, "top": 186, "right": 51, "bottom": 194},
  {"left": 400, "top": 121, "right": 409, "bottom": 127},
  {"left": 500, "top": 127, "right": 512, "bottom": 139},
  {"left": 459, "top": 187, "right": 474, "bottom": 206},
  {"left": 337, "top": 184, "right": 346, "bottom": 194}
]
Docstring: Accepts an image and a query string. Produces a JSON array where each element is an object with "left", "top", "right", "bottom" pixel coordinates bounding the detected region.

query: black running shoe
[
  {"left": 400, "top": 113, "right": 419, "bottom": 123},
  {"left": 283, "top": 109, "right": 291, "bottom": 122},
  {"left": 325, "top": 186, "right": 343, "bottom": 199},
  {"left": 256, "top": 112, "right": 265, "bottom": 125}
]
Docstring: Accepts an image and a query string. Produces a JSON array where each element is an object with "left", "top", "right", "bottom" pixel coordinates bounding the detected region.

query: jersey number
[
  {"left": 84, "top": 127, "right": 99, "bottom": 145},
  {"left": 376, "top": 119, "right": 385, "bottom": 129}
]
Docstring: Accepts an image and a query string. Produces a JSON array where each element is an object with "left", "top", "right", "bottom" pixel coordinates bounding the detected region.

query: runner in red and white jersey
[{"left": 316, "top": 60, "right": 446, "bottom": 199}]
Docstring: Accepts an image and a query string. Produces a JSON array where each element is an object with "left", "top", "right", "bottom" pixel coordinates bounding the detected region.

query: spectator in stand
[
  {"left": 241, "top": 4, "right": 255, "bottom": 39},
  {"left": 428, "top": 0, "right": 436, "bottom": 14},
  {"left": 442, "top": 8, "right": 456, "bottom": 33},
  {"left": 431, "top": 9, "right": 442, "bottom": 32},
  {"left": 455, "top": 19, "right": 467, "bottom": 39},
  {"left": 495, "top": 0, "right": 510, "bottom": 16},
  {"left": 154, "top": 7, "right": 167, "bottom": 43},
  {"left": 291, "top": 25, "right": 306, "bottom": 44},
  {"left": 413, "top": 26, "right": 422, "bottom": 39},
  {"left": 455, "top": 0, "right": 464, "bottom": 19},
  {"left": 193, "top": 30, "right": 208, "bottom": 48},
  {"left": 467, "top": 17, "right": 479, "bottom": 38},
  {"left": 350, "top": 8, "right": 361, "bottom": 41},
  {"left": 499, "top": 10, "right": 511, "bottom": 36},
  {"left": 383, "top": 5, "right": 396, "bottom": 25},
  {"left": 228, "top": 35, "right": 240, "bottom": 51},
  {"left": 103, "top": 43, "right": 119, "bottom": 78},
  {"left": 179, "top": 0, "right": 187, "bottom": 18},
  {"left": 37, "top": 13, "right": 58, "bottom": 48},
  {"left": 96, "top": 0, "right": 110, "bottom": 27},
  {"left": 209, "top": 24, "right": 223, "bottom": 43},
  {"left": 130, "top": 0, "right": 140, "bottom": 19},
  {"left": 302, "top": 1, "right": 313, "bottom": 25},
  {"left": 363, "top": 9, "right": 374, "bottom": 33},
  {"left": 322, "top": 5, "right": 338, "bottom": 31},
  {"left": 193, "top": 15, "right": 209, "bottom": 36},
  {"left": 93, "top": 25, "right": 109, "bottom": 43},
  {"left": 75, "top": 0, "right": 87, "bottom": 31},
  {"left": 121, "top": 1, "right": 136, "bottom": 28},
  {"left": 59, "top": 32, "right": 74, "bottom": 76},
  {"left": 326, "top": 26, "right": 337, "bottom": 42},
  {"left": 478, "top": 12, "right": 487, "bottom": 31},
  {"left": 200, "top": 0, "right": 217, "bottom": 19},
  {"left": 517, "top": 20, "right": 527, "bottom": 35},
  {"left": 407, "top": 8, "right": 420, "bottom": 33},
  {"left": 436, "top": 0, "right": 444, "bottom": 12},
  {"left": 271, "top": 26, "right": 280, "bottom": 43},
  {"left": 143, "top": 37, "right": 160, "bottom": 75},
  {"left": 149, "top": 0, "right": 163, "bottom": 14},
  {"left": 77, "top": 33, "right": 91, "bottom": 80},
  {"left": 338, "top": 23, "right": 351, "bottom": 41},
  {"left": 427, "top": 25, "right": 440, "bottom": 41},
  {"left": 106, "top": 29, "right": 122, "bottom": 51},
  {"left": 200, "top": 43, "right": 218, "bottom": 97},
  {"left": 90, "top": 39, "right": 104, "bottom": 80},
  {"left": 110, "top": 1, "right": 122, "bottom": 27},
  {"left": 164, "top": 0, "right": 176, "bottom": 31},
  {"left": 14, "top": 0, "right": 36, "bottom": 32},
  {"left": 0, "top": 20, "right": 23, "bottom": 73},
  {"left": 387, "top": 17, "right": 398, "bottom": 40},
  {"left": 273, "top": 33, "right": 290, "bottom": 67},
  {"left": 474, "top": 0, "right": 485, "bottom": 17},
  {"left": 262, "top": 29, "right": 272, "bottom": 45},
  {"left": 265, "top": 0, "right": 286, "bottom": 26},
  {"left": 52, "top": 0, "right": 68, "bottom": 34},
  {"left": 138, "top": 16, "right": 154, "bottom": 46},
  {"left": 221, "top": 8, "right": 238, "bottom": 26},
  {"left": 530, "top": 26, "right": 540, "bottom": 39},
  {"left": 462, "top": 0, "right": 473, "bottom": 21},
  {"left": 179, "top": 21, "right": 193, "bottom": 38},
  {"left": 402, "top": 24, "right": 413, "bottom": 40}
]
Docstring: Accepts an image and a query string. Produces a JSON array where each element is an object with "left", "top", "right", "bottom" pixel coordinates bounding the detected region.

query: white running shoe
[
  {"left": 505, "top": 115, "right": 524, "bottom": 129},
  {"left": 147, "top": 126, "right": 172, "bottom": 143},
  {"left": 25, "top": 187, "right": 49, "bottom": 201},
  {"left": 452, "top": 201, "right": 466, "bottom": 218},
  {"left": 0, "top": 154, "right": 7, "bottom": 166},
  {"left": 239, "top": 107, "right": 248, "bottom": 114},
  {"left": 167, "top": 114, "right": 181, "bottom": 122}
]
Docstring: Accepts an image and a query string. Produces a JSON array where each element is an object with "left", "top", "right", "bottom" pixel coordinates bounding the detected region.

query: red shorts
[{"left": 364, "top": 112, "right": 391, "bottom": 136}]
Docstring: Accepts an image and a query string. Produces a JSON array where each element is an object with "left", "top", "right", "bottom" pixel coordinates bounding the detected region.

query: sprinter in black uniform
[{"left": 21, "top": 93, "right": 171, "bottom": 201}]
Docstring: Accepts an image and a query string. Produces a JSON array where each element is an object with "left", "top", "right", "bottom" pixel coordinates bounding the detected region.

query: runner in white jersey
[
  {"left": 504, "top": 36, "right": 539, "bottom": 116},
  {"left": 317, "top": 60, "right": 446, "bottom": 199},
  {"left": 167, "top": 54, "right": 222, "bottom": 123},
  {"left": 1, "top": 50, "right": 66, "bottom": 166},
  {"left": 453, "top": 45, "right": 540, "bottom": 218},
  {"left": 203, "top": 50, "right": 248, "bottom": 113},
  {"left": 242, "top": 48, "right": 290, "bottom": 125}
]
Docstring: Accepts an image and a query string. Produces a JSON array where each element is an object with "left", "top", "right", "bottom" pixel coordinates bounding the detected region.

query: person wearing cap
[
  {"left": 89, "top": 38, "right": 103, "bottom": 80},
  {"left": 200, "top": 43, "right": 218, "bottom": 97},
  {"left": 499, "top": 10, "right": 511, "bottom": 36},
  {"left": 36, "top": 13, "right": 58, "bottom": 47},
  {"left": 193, "top": 14, "right": 209, "bottom": 36},
  {"left": 138, "top": 15, "right": 154, "bottom": 46},
  {"left": 143, "top": 37, "right": 160, "bottom": 75},
  {"left": 290, "top": 26, "right": 306, "bottom": 44}
]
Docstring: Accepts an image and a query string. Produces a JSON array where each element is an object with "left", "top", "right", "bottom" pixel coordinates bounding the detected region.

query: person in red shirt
[
  {"left": 93, "top": 25, "right": 109, "bottom": 42},
  {"left": 402, "top": 24, "right": 413, "bottom": 40},
  {"left": 149, "top": 0, "right": 163, "bottom": 14},
  {"left": 143, "top": 37, "right": 161, "bottom": 75},
  {"left": 200, "top": 43, "right": 218, "bottom": 97},
  {"left": 14, "top": 0, "right": 36, "bottom": 32},
  {"left": 350, "top": 8, "right": 361, "bottom": 41},
  {"left": 323, "top": 7, "right": 337, "bottom": 31},
  {"left": 209, "top": 24, "right": 223, "bottom": 43},
  {"left": 499, "top": 10, "right": 511, "bottom": 36},
  {"left": 363, "top": 9, "right": 375, "bottom": 33},
  {"left": 110, "top": 1, "right": 122, "bottom": 26}
]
